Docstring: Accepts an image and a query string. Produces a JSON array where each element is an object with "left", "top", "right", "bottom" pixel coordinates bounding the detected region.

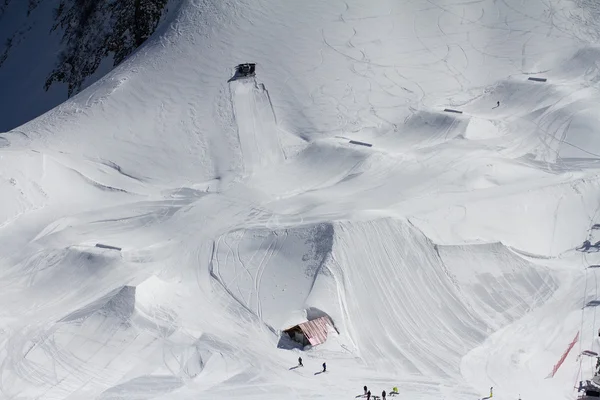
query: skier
[
  {"left": 382, "top": 390, "right": 386, "bottom": 400},
  {"left": 363, "top": 386, "right": 368, "bottom": 395},
  {"left": 322, "top": 362, "right": 326, "bottom": 372},
  {"left": 366, "top": 390, "right": 371, "bottom": 400},
  {"left": 496, "top": 101, "right": 500, "bottom": 107},
  {"left": 298, "top": 357, "right": 303, "bottom": 367}
]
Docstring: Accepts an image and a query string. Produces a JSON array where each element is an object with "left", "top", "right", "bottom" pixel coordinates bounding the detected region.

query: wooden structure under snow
[{"left": 283, "top": 316, "right": 336, "bottom": 347}]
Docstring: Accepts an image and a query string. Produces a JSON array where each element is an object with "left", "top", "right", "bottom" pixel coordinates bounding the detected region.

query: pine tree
[{"left": 44, "top": 0, "right": 168, "bottom": 96}]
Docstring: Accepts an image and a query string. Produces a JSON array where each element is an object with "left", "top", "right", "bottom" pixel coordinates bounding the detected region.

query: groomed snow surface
[{"left": 2, "top": 0, "right": 600, "bottom": 399}]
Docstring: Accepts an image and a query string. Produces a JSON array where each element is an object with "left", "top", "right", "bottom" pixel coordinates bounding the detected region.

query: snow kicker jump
[{"left": 229, "top": 69, "right": 283, "bottom": 176}]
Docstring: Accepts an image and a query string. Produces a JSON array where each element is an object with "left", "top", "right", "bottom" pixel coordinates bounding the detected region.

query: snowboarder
[
  {"left": 363, "top": 386, "right": 368, "bottom": 395},
  {"left": 298, "top": 357, "right": 303, "bottom": 367},
  {"left": 322, "top": 362, "right": 326, "bottom": 372},
  {"left": 382, "top": 390, "right": 386, "bottom": 400},
  {"left": 367, "top": 390, "right": 371, "bottom": 400}
]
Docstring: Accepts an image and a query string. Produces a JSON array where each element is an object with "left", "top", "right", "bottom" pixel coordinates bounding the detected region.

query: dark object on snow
[
  {"left": 582, "top": 376, "right": 600, "bottom": 397},
  {"left": 282, "top": 315, "right": 337, "bottom": 347},
  {"left": 581, "top": 350, "right": 600, "bottom": 357},
  {"left": 228, "top": 63, "right": 257, "bottom": 82},
  {"left": 585, "top": 300, "right": 600, "bottom": 308},
  {"left": 298, "top": 357, "right": 303, "bottom": 367},
  {"left": 577, "top": 240, "right": 600, "bottom": 253},
  {"left": 236, "top": 63, "right": 256, "bottom": 77},
  {"left": 443, "top": 108, "right": 463, "bottom": 114},
  {"left": 95, "top": 243, "right": 122, "bottom": 251},
  {"left": 367, "top": 390, "right": 371, "bottom": 400},
  {"left": 528, "top": 77, "right": 547, "bottom": 82},
  {"left": 322, "top": 362, "right": 326, "bottom": 372},
  {"left": 364, "top": 386, "right": 368, "bottom": 395},
  {"left": 349, "top": 140, "right": 372, "bottom": 147},
  {"left": 586, "top": 388, "right": 600, "bottom": 397},
  {"left": 382, "top": 390, "right": 386, "bottom": 399}
]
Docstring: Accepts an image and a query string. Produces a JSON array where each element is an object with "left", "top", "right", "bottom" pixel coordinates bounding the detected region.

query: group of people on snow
[
  {"left": 295, "top": 357, "right": 399, "bottom": 397},
  {"left": 297, "top": 357, "right": 326, "bottom": 372},
  {"left": 362, "top": 385, "right": 399, "bottom": 399}
]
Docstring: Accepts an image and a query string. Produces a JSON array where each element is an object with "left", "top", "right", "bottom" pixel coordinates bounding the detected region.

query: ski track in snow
[{"left": 2, "top": 0, "right": 600, "bottom": 399}]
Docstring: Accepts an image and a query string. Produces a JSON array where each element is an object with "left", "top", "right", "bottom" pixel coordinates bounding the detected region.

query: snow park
[{"left": 3, "top": 0, "right": 600, "bottom": 399}]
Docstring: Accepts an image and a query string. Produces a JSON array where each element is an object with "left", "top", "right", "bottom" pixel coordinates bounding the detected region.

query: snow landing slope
[{"left": 2, "top": 0, "right": 600, "bottom": 399}]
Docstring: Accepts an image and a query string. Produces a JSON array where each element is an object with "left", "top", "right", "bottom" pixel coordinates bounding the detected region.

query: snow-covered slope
[{"left": 2, "top": 0, "right": 600, "bottom": 399}]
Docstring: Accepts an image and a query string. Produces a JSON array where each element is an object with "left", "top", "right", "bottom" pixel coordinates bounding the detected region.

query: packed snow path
[{"left": 2, "top": 0, "right": 600, "bottom": 399}]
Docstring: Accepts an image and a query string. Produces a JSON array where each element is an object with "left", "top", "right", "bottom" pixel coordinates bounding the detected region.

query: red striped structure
[
  {"left": 294, "top": 316, "right": 335, "bottom": 346},
  {"left": 547, "top": 331, "right": 579, "bottom": 378}
]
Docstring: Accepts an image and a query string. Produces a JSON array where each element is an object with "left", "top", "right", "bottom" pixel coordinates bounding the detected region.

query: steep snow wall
[{"left": 328, "top": 220, "right": 558, "bottom": 377}]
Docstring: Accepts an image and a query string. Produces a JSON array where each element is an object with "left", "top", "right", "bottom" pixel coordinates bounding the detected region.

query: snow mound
[
  {"left": 350, "top": 110, "right": 469, "bottom": 153},
  {"left": 211, "top": 223, "right": 334, "bottom": 330},
  {"left": 247, "top": 142, "right": 369, "bottom": 199},
  {"left": 412, "top": 176, "right": 600, "bottom": 256},
  {"left": 60, "top": 285, "right": 135, "bottom": 322}
]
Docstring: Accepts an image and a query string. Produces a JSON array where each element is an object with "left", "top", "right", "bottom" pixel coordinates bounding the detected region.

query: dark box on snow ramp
[
  {"left": 349, "top": 140, "right": 373, "bottom": 147},
  {"left": 443, "top": 108, "right": 463, "bottom": 114}
]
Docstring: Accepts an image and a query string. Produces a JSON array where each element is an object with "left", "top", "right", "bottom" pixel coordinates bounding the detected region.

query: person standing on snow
[
  {"left": 363, "top": 386, "right": 368, "bottom": 395},
  {"left": 382, "top": 390, "right": 386, "bottom": 400},
  {"left": 366, "top": 390, "right": 371, "bottom": 400},
  {"left": 322, "top": 362, "right": 326, "bottom": 372},
  {"left": 298, "top": 357, "right": 303, "bottom": 367}
]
